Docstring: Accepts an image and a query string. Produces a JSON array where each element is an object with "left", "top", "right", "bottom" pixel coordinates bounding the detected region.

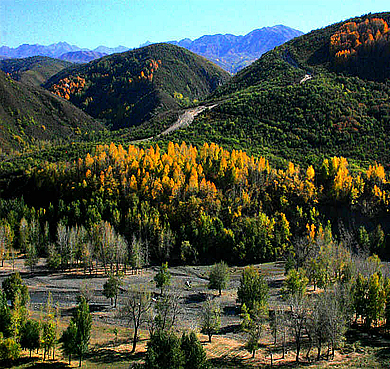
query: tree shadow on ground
[
  {"left": 218, "top": 323, "right": 241, "bottom": 335},
  {"left": 345, "top": 327, "right": 390, "bottom": 349},
  {"left": 184, "top": 292, "right": 208, "bottom": 304},
  {"left": 223, "top": 305, "right": 239, "bottom": 316},
  {"left": 374, "top": 346, "right": 390, "bottom": 368},
  {"left": 91, "top": 337, "right": 130, "bottom": 350},
  {"left": 268, "top": 278, "right": 284, "bottom": 289},
  {"left": 208, "top": 357, "right": 253, "bottom": 369},
  {"left": 0, "top": 356, "right": 70, "bottom": 369},
  {"left": 85, "top": 347, "right": 144, "bottom": 365}
]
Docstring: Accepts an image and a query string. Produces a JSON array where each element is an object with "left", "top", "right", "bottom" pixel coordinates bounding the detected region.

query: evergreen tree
[
  {"left": 144, "top": 329, "right": 184, "bottom": 369},
  {"left": 0, "top": 333, "right": 20, "bottom": 362},
  {"left": 237, "top": 266, "right": 268, "bottom": 312},
  {"left": 180, "top": 331, "right": 208, "bottom": 369},
  {"left": 282, "top": 269, "right": 308, "bottom": 299},
  {"left": 0, "top": 291, "right": 11, "bottom": 338},
  {"left": 72, "top": 296, "right": 92, "bottom": 367},
  {"left": 102, "top": 273, "right": 122, "bottom": 307},
  {"left": 2, "top": 272, "right": 29, "bottom": 308},
  {"left": 367, "top": 272, "right": 385, "bottom": 327},
  {"left": 60, "top": 321, "right": 77, "bottom": 365}
]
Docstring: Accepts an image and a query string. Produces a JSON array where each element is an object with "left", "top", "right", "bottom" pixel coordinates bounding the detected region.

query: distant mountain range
[
  {"left": 168, "top": 25, "right": 303, "bottom": 73},
  {"left": 0, "top": 25, "right": 302, "bottom": 72},
  {"left": 58, "top": 51, "right": 108, "bottom": 63},
  {"left": 0, "top": 42, "right": 129, "bottom": 63}
]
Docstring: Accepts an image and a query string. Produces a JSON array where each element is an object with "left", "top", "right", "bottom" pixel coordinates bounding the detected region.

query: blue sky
[{"left": 0, "top": 0, "right": 389, "bottom": 49}]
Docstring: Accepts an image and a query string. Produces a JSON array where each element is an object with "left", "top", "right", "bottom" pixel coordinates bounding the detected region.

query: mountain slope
[
  {"left": 168, "top": 12, "right": 390, "bottom": 167},
  {"left": 0, "top": 70, "right": 104, "bottom": 153},
  {"left": 0, "top": 56, "right": 72, "bottom": 87},
  {"left": 45, "top": 43, "right": 231, "bottom": 129},
  {"left": 169, "top": 25, "right": 303, "bottom": 73}
]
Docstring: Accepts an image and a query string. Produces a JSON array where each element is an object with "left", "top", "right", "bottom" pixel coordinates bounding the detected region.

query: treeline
[{"left": 1, "top": 141, "right": 390, "bottom": 268}]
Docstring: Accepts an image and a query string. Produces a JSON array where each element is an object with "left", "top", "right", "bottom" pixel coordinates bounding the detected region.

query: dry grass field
[{"left": 1, "top": 258, "right": 390, "bottom": 368}]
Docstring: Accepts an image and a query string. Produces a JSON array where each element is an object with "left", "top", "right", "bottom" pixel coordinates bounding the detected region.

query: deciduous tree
[
  {"left": 208, "top": 261, "right": 229, "bottom": 296},
  {"left": 200, "top": 298, "right": 220, "bottom": 343},
  {"left": 120, "top": 286, "right": 152, "bottom": 353}
]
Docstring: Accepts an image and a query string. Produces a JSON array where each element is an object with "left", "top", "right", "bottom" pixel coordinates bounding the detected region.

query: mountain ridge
[
  {"left": 167, "top": 25, "right": 303, "bottom": 73},
  {"left": 0, "top": 42, "right": 130, "bottom": 63}
]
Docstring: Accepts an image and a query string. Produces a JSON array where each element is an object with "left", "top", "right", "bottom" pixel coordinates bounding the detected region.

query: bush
[{"left": 0, "top": 334, "right": 21, "bottom": 361}]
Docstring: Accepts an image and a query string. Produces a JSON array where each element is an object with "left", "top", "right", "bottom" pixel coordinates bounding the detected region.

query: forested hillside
[
  {"left": 45, "top": 43, "right": 230, "bottom": 129},
  {"left": 170, "top": 12, "right": 390, "bottom": 167},
  {"left": 0, "top": 71, "right": 104, "bottom": 153},
  {"left": 2, "top": 12, "right": 390, "bottom": 368},
  {"left": 0, "top": 56, "right": 72, "bottom": 87}
]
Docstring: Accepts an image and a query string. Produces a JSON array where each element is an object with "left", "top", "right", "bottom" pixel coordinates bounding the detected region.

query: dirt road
[{"left": 135, "top": 104, "right": 217, "bottom": 143}]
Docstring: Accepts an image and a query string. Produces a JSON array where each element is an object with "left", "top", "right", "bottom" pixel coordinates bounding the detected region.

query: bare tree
[
  {"left": 269, "top": 308, "right": 289, "bottom": 359},
  {"left": 287, "top": 295, "right": 308, "bottom": 362},
  {"left": 119, "top": 286, "right": 152, "bottom": 353},
  {"left": 130, "top": 235, "right": 148, "bottom": 273},
  {"left": 148, "top": 291, "right": 181, "bottom": 335},
  {"left": 79, "top": 281, "right": 94, "bottom": 304},
  {"left": 307, "top": 296, "right": 328, "bottom": 361},
  {"left": 0, "top": 222, "right": 13, "bottom": 267},
  {"left": 57, "top": 222, "right": 70, "bottom": 270}
]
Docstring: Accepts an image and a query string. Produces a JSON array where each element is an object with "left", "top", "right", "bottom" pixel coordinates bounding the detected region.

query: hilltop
[{"left": 44, "top": 43, "right": 231, "bottom": 129}]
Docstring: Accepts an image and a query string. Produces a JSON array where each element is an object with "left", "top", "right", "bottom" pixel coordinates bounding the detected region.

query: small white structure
[{"left": 300, "top": 74, "right": 312, "bottom": 84}]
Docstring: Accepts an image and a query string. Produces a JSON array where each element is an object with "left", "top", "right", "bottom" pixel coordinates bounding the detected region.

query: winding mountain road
[{"left": 135, "top": 103, "right": 218, "bottom": 142}]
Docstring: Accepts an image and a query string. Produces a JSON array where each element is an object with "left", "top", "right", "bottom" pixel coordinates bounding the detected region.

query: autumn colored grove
[
  {"left": 1, "top": 140, "right": 389, "bottom": 267},
  {"left": 330, "top": 17, "right": 390, "bottom": 69},
  {"left": 50, "top": 59, "right": 162, "bottom": 101}
]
